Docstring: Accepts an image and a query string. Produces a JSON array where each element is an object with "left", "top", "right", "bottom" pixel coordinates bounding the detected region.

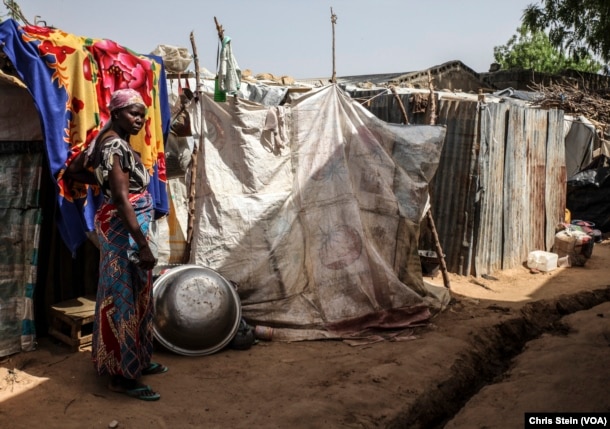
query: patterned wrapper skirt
[{"left": 92, "top": 192, "right": 154, "bottom": 378}]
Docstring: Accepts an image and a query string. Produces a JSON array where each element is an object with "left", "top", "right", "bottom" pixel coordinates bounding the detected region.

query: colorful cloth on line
[
  {"left": 92, "top": 192, "right": 154, "bottom": 378},
  {"left": 0, "top": 19, "right": 170, "bottom": 253}
]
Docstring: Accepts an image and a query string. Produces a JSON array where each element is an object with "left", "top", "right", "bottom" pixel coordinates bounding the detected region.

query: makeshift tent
[
  {"left": 188, "top": 85, "right": 447, "bottom": 341},
  {"left": 0, "top": 73, "right": 42, "bottom": 356},
  {"left": 0, "top": 19, "right": 171, "bottom": 356}
]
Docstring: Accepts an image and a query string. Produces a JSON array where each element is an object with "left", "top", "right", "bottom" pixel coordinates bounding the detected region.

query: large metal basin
[{"left": 152, "top": 264, "right": 241, "bottom": 356}]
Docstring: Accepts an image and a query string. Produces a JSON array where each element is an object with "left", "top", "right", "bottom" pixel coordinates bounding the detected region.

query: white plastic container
[
  {"left": 527, "top": 250, "right": 558, "bottom": 272},
  {"left": 552, "top": 229, "right": 593, "bottom": 267}
]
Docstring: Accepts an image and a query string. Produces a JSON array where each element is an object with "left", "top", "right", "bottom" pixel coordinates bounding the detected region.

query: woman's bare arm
[{"left": 108, "top": 154, "right": 156, "bottom": 270}]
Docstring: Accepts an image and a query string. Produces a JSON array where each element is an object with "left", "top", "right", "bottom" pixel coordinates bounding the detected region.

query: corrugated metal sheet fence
[
  {"left": 355, "top": 90, "right": 565, "bottom": 276},
  {"left": 474, "top": 101, "right": 508, "bottom": 275},
  {"left": 427, "top": 99, "right": 479, "bottom": 275},
  {"left": 544, "top": 109, "right": 567, "bottom": 252}
]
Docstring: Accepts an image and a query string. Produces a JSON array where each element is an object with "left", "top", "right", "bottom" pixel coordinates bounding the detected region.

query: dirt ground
[{"left": 1, "top": 242, "right": 609, "bottom": 429}]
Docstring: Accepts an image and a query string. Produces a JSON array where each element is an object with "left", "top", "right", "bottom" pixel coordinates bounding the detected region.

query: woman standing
[{"left": 90, "top": 88, "right": 166, "bottom": 401}]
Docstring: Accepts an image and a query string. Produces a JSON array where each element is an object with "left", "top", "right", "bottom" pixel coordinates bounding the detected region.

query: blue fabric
[{"left": 0, "top": 19, "right": 170, "bottom": 253}]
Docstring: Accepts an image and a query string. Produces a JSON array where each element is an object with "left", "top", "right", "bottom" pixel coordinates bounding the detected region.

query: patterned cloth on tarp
[{"left": 0, "top": 19, "right": 170, "bottom": 253}]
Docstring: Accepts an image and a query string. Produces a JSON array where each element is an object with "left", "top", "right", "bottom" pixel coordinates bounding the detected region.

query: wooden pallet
[{"left": 48, "top": 295, "right": 96, "bottom": 352}]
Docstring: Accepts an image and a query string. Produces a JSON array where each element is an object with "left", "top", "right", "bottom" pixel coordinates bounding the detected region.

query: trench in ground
[{"left": 385, "top": 286, "right": 610, "bottom": 429}]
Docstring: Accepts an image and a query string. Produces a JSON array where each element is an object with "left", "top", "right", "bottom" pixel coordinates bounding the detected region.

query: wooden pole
[
  {"left": 183, "top": 19, "right": 227, "bottom": 263},
  {"left": 425, "top": 71, "right": 437, "bottom": 126},
  {"left": 423, "top": 73, "right": 450, "bottom": 289},
  {"left": 183, "top": 18, "right": 230, "bottom": 263},
  {"left": 214, "top": 16, "right": 225, "bottom": 41},
  {"left": 182, "top": 30, "right": 202, "bottom": 264},
  {"left": 390, "top": 86, "right": 409, "bottom": 125},
  {"left": 426, "top": 210, "right": 450, "bottom": 289},
  {"left": 330, "top": 8, "right": 337, "bottom": 84}
]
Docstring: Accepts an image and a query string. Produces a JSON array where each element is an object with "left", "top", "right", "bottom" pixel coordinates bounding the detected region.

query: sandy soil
[{"left": 1, "top": 242, "right": 609, "bottom": 429}]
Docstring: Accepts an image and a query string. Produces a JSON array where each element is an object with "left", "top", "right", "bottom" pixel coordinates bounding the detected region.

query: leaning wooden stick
[
  {"left": 182, "top": 30, "right": 201, "bottom": 264},
  {"left": 426, "top": 210, "right": 450, "bottom": 289},
  {"left": 424, "top": 74, "right": 450, "bottom": 289},
  {"left": 390, "top": 86, "right": 409, "bottom": 125},
  {"left": 214, "top": 16, "right": 224, "bottom": 41}
]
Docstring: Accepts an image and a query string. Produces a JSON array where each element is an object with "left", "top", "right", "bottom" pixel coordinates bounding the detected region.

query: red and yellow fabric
[{"left": 0, "top": 19, "right": 170, "bottom": 253}]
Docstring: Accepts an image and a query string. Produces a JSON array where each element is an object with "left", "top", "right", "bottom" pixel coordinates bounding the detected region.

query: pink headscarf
[{"left": 108, "top": 88, "right": 146, "bottom": 112}]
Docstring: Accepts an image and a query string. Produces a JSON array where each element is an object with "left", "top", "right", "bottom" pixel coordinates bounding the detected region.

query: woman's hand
[
  {"left": 137, "top": 244, "right": 157, "bottom": 271},
  {"left": 108, "top": 154, "right": 157, "bottom": 271}
]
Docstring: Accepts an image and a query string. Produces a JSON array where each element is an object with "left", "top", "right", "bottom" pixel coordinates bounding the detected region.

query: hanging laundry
[
  {"left": 217, "top": 36, "right": 242, "bottom": 96},
  {"left": 263, "top": 106, "right": 287, "bottom": 154}
]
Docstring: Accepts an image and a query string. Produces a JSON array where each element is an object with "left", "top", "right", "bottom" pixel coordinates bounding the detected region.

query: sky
[{"left": 11, "top": 0, "right": 537, "bottom": 79}]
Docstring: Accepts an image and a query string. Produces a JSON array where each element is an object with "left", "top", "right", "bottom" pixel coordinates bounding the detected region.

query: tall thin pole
[
  {"left": 182, "top": 30, "right": 201, "bottom": 264},
  {"left": 424, "top": 74, "right": 449, "bottom": 289},
  {"left": 330, "top": 8, "right": 337, "bottom": 83}
]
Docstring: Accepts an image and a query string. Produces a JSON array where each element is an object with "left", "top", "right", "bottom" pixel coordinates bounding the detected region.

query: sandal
[
  {"left": 108, "top": 376, "right": 161, "bottom": 401},
  {"left": 123, "top": 386, "right": 161, "bottom": 401},
  {"left": 142, "top": 362, "right": 169, "bottom": 376}
]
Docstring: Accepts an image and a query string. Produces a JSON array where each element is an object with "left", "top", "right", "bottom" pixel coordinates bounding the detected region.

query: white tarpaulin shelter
[{"left": 189, "top": 84, "right": 447, "bottom": 341}]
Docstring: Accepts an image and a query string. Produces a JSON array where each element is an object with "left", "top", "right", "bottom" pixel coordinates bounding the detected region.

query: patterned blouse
[{"left": 93, "top": 137, "right": 150, "bottom": 199}]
